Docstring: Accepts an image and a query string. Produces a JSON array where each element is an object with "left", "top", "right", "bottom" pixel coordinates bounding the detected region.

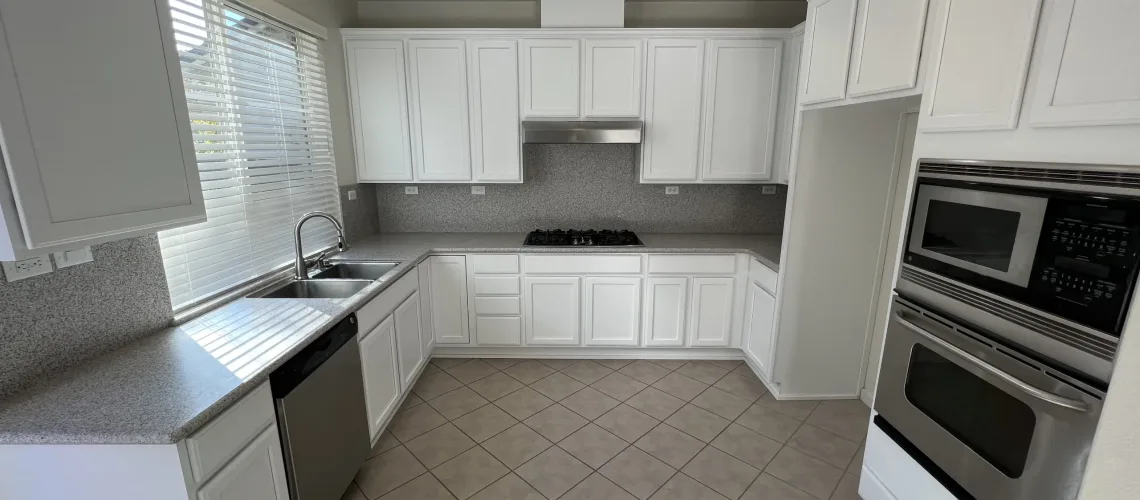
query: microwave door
[{"left": 909, "top": 184, "right": 1049, "bottom": 287}]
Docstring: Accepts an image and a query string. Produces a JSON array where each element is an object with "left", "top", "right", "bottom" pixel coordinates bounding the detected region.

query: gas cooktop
[{"left": 524, "top": 229, "right": 644, "bottom": 247}]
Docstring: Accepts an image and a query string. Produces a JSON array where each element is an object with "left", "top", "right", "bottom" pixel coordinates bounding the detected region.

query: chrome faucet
[{"left": 294, "top": 211, "right": 347, "bottom": 279}]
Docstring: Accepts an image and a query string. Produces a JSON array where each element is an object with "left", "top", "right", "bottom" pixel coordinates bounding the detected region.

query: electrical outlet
[
  {"left": 761, "top": 186, "right": 778, "bottom": 195},
  {"left": 346, "top": 189, "right": 357, "bottom": 201},
  {"left": 665, "top": 186, "right": 679, "bottom": 195},
  {"left": 2, "top": 255, "right": 53, "bottom": 282},
  {"left": 471, "top": 186, "right": 486, "bottom": 195},
  {"left": 52, "top": 246, "right": 94, "bottom": 269},
  {"left": 405, "top": 186, "right": 419, "bottom": 195}
]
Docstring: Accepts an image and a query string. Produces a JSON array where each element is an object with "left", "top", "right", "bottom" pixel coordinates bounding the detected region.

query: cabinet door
[
  {"left": 346, "top": 40, "right": 414, "bottom": 182},
  {"left": 1029, "top": 0, "right": 1140, "bottom": 127},
  {"left": 521, "top": 39, "right": 581, "bottom": 117},
  {"left": 583, "top": 277, "right": 641, "bottom": 346},
  {"left": 407, "top": 40, "right": 472, "bottom": 181},
  {"left": 743, "top": 282, "right": 777, "bottom": 379},
  {"left": 641, "top": 39, "right": 704, "bottom": 182},
  {"left": 583, "top": 39, "right": 643, "bottom": 117},
  {"left": 417, "top": 263, "right": 436, "bottom": 354},
  {"left": 430, "top": 256, "right": 471, "bottom": 344},
  {"left": 701, "top": 39, "right": 783, "bottom": 182},
  {"left": 644, "top": 277, "right": 688, "bottom": 347},
  {"left": 919, "top": 0, "right": 1042, "bottom": 131},
  {"left": 394, "top": 292, "right": 424, "bottom": 390},
  {"left": 689, "top": 277, "right": 735, "bottom": 347},
  {"left": 524, "top": 277, "right": 581, "bottom": 345},
  {"left": 468, "top": 40, "right": 522, "bottom": 182},
  {"left": 800, "top": 0, "right": 859, "bottom": 104},
  {"left": 360, "top": 316, "right": 400, "bottom": 438},
  {"left": 197, "top": 426, "right": 289, "bottom": 500},
  {"left": 0, "top": 0, "right": 205, "bottom": 249},
  {"left": 847, "top": 0, "right": 931, "bottom": 97}
]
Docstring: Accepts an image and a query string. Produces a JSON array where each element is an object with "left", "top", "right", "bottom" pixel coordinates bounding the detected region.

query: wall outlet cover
[
  {"left": 761, "top": 186, "right": 778, "bottom": 195},
  {"left": 2, "top": 255, "right": 53, "bottom": 282},
  {"left": 347, "top": 189, "right": 357, "bottom": 201},
  {"left": 52, "top": 246, "right": 94, "bottom": 269},
  {"left": 405, "top": 186, "right": 419, "bottom": 195},
  {"left": 665, "top": 186, "right": 679, "bottom": 195},
  {"left": 471, "top": 186, "right": 486, "bottom": 195}
]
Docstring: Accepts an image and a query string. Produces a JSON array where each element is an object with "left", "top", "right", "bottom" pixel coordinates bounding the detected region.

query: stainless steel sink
[
  {"left": 257, "top": 279, "right": 372, "bottom": 299},
  {"left": 310, "top": 262, "right": 400, "bottom": 281}
]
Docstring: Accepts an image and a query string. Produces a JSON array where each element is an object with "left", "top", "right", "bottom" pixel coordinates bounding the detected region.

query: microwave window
[{"left": 922, "top": 200, "right": 1022, "bottom": 272}]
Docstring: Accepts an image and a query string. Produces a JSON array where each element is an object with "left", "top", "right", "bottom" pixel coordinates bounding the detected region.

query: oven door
[
  {"left": 875, "top": 298, "right": 1103, "bottom": 500},
  {"left": 909, "top": 183, "right": 1048, "bottom": 288}
]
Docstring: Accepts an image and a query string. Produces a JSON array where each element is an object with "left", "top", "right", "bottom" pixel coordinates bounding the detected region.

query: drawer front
[
  {"left": 471, "top": 254, "right": 520, "bottom": 274},
  {"left": 647, "top": 254, "right": 736, "bottom": 274},
  {"left": 748, "top": 259, "right": 778, "bottom": 295},
  {"left": 186, "top": 383, "right": 275, "bottom": 484},
  {"left": 475, "top": 296, "right": 521, "bottom": 315},
  {"left": 476, "top": 316, "right": 523, "bottom": 345},
  {"left": 357, "top": 271, "right": 418, "bottom": 333},
  {"left": 473, "top": 276, "right": 521, "bottom": 295},
  {"left": 523, "top": 255, "right": 642, "bottom": 274}
]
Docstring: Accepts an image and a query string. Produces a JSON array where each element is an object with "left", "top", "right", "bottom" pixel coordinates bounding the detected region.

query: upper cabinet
[
  {"left": 847, "top": 0, "right": 931, "bottom": 97},
  {"left": 641, "top": 39, "right": 705, "bottom": 182},
  {"left": 406, "top": 40, "right": 473, "bottom": 181},
  {"left": 583, "top": 39, "right": 644, "bottom": 118},
  {"left": 468, "top": 40, "right": 523, "bottom": 182},
  {"left": 520, "top": 38, "right": 643, "bottom": 119},
  {"left": 800, "top": 0, "right": 859, "bottom": 104},
  {"left": 346, "top": 40, "right": 414, "bottom": 182},
  {"left": 521, "top": 39, "right": 581, "bottom": 117},
  {"left": 1028, "top": 0, "right": 1140, "bottom": 128},
  {"left": 0, "top": 0, "right": 205, "bottom": 259},
  {"left": 701, "top": 39, "right": 783, "bottom": 182}
]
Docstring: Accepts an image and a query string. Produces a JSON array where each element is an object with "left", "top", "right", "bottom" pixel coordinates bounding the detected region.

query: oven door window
[
  {"left": 922, "top": 200, "right": 1021, "bottom": 272},
  {"left": 905, "top": 344, "right": 1036, "bottom": 477}
]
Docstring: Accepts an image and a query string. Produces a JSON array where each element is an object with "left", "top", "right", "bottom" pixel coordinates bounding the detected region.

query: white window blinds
[{"left": 159, "top": 0, "right": 341, "bottom": 311}]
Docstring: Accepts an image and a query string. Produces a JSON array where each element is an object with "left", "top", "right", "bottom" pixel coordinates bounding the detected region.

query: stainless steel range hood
[{"left": 521, "top": 120, "right": 643, "bottom": 144}]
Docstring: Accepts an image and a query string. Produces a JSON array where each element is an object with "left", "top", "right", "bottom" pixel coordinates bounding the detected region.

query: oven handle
[{"left": 895, "top": 314, "right": 1089, "bottom": 412}]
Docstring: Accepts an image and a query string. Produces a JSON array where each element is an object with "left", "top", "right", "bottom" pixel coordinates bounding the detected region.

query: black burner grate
[{"left": 524, "top": 229, "right": 644, "bottom": 246}]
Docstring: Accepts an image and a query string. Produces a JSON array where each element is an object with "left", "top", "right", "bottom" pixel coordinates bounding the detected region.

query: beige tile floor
[{"left": 342, "top": 358, "right": 870, "bottom": 500}]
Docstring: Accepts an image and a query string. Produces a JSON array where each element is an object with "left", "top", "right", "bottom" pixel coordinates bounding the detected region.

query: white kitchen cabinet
[
  {"left": 394, "top": 292, "right": 424, "bottom": 390},
  {"left": 521, "top": 39, "right": 581, "bottom": 117},
  {"left": 640, "top": 39, "right": 705, "bottom": 183},
  {"left": 847, "top": 0, "right": 930, "bottom": 97},
  {"left": 345, "top": 40, "right": 414, "bottom": 182},
  {"left": 0, "top": 0, "right": 205, "bottom": 259},
  {"left": 700, "top": 39, "right": 783, "bottom": 182},
  {"left": 1028, "top": 0, "right": 1140, "bottom": 127},
  {"left": 196, "top": 426, "right": 289, "bottom": 500},
  {"left": 800, "top": 0, "right": 859, "bottom": 104},
  {"left": 583, "top": 39, "right": 644, "bottom": 117},
  {"left": 919, "top": 0, "right": 1042, "bottom": 131},
  {"left": 524, "top": 276, "right": 581, "bottom": 345},
  {"left": 360, "top": 316, "right": 401, "bottom": 438},
  {"left": 689, "top": 277, "right": 735, "bottom": 346},
  {"left": 430, "top": 256, "right": 471, "bottom": 344},
  {"left": 406, "top": 40, "right": 472, "bottom": 181},
  {"left": 643, "top": 277, "right": 688, "bottom": 347},
  {"left": 468, "top": 40, "right": 522, "bottom": 182},
  {"left": 583, "top": 277, "right": 642, "bottom": 346},
  {"left": 417, "top": 263, "right": 436, "bottom": 355},
  {"left": 743, "top": 281, "right": 777, "bottom": 380}
]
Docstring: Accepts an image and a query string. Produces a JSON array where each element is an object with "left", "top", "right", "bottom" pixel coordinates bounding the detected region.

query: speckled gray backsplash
[
  {"left": 0, "top": 235, "right": 173, "bottom": 398},
  {"left": 374, "top": 144, "right": 787, "bottom": 233},
  {"left": 340, "top": 183, "right": 380, "bottom": 243}
]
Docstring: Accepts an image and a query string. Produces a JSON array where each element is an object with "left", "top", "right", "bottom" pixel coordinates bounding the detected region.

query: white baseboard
[
  {"left": 432, "top": 346, "right": 746, "bottom": 360},
  {"left": 741, "top": 353, "right": 862, "bottom": 401},
  {"left": 860, "top": 388, "right": 875, "bottom": 407}
]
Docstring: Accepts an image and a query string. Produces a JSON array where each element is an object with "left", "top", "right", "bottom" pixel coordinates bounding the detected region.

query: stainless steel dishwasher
[{"left": 270, "top": 314, "right": 370, "bottom": 500}]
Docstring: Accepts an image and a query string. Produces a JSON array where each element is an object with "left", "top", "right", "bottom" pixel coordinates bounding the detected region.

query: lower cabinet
[
  {"left": 417, "top": 263, "right": 436, "bottom": 354},
  {"left": 583, "top": 277, "right": 642, "bottom": 346},
  {"left": 689, "top": 277, "right": 736, "bottom": 346},
  {"left": 743, "top": 281, "right": 777, "bottom": 379},
  {"left": 643, "top": 277, "right": 688, "bottom": 347},
  {"left": 360, "top": 315, "right": 401, "bottom": 438},
  {"left": 394, "top": 292, "right": 425, "bottom": 390},
  {"left": 524, "top": 276, "right": 581, "bottom": 345},
  {"left": 197, "top": 426, "right": 289, "bottom": 500},
  {"left": 430, "top": 256, "right": 471, "bottom": 344}
]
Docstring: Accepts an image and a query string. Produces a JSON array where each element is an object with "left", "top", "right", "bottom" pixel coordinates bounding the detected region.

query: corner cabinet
[{"left": 0, "top": 0, "right": 205, "bottom": 260}]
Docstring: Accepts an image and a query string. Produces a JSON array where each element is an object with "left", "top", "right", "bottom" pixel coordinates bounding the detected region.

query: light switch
[{"left": 52, "top": 246, "right": 94, "bottom": 269}]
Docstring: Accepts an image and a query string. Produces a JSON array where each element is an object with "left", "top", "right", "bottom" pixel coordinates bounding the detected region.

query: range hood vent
[{"left": 521, "top": 120, "right": 643, "bottom": 144}]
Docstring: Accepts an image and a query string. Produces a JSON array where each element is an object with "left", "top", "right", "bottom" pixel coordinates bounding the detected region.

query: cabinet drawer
[
  {"left": 476, "top": 316, "right": 523, "bottom": 345},
  {"left": 186, "top": 383, "right": 275, "bottom": 484},
  {"left": 647, "top": 255, "right": 736, "bottom": 274},
  {"left": 524, "top": 255, "right": 642, "bottom": 274},
  {"left": 471, "top": 254, "right": 520, "bottom": 274},
  {"left": 749, "top": 259, "right": 778, "bottom": 295},
  {"left": 473, "top": 276, "right": 521, "bottom": 295},
  {"left": 357, "top": 271, "right": 418, "bottom": 333},
  {"left": 475, "top": 296, "right": 521, "bottom": 315}
]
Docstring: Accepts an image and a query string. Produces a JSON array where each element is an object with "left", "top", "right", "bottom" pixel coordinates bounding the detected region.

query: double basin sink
[{"left": 256, "top": 262, "right": 401, "bottom": 299}]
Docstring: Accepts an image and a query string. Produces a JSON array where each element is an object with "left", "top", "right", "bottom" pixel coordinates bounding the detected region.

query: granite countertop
[{"left": 0, "top": 232, "right": 780, "bottom": 445}]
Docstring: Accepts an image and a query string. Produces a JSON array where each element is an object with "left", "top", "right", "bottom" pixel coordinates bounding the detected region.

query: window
[{"left": 159, "top": 0, "right": 340, "bottom": 311}]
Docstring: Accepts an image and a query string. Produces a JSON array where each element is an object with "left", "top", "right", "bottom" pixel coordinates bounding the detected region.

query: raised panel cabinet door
[
  {"left": 919, "top": 0, "right": 1042, "bottom": 131},
  {"left": 345, "top": 40, "right": 414, "bottom": 182},
  {"left": 394, "top": 292, "right": 425, "bottom": 390},
  {"left": 701, "top": 39, "right": 783, "bottom": 182},
  {"left": 689, "top": 277, "right": 735, "bottom": 347},
  {"left": 743, "top": 282, "right": 777, "bottom": 379},
  {"left": 0, "top": 0, "right": 205, "bottom": 249},
  {"left": 417, "top": 263, "right": 436, "bottom": 354},
  {"left": 800, "top": 0, "right": 859, "bottom": 104},
  {"left": 430, "top": 256, "right": 471, "bottom": 344},
  {"left": 583, "top": 39, "right": 644, "bottom": 117},
  {"left": 468, "top": 40, "right": 522, "bottom": 182},
  {"left": 521, "top": 39, "right": 581, "bottom": 117},
  {"left": 359, "top": 317, "right": 400, "bottom": 439},
  {"left": 524, "top": 277, "right": 581, "bottom": 345},
  {"left": 846, "top": 0, "right": 931, "bottom": 97},
  {"left": 643, "top": 277, "right": 688, "bottom": 347},
  {"left": 197, "top": 426, "right": 289, "bottom": 500},
  {"left": 583, "top": 277, "right": 642, "bottom": 346},
  {"left": 1029, "top": 0, "right": 1140, "bottom": 127},
  {"left": 640, "top": 39, "right": 704, "bottom": 182},
  {"left": 406, "top": 39, "right": 473, "bottom": 181}
]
